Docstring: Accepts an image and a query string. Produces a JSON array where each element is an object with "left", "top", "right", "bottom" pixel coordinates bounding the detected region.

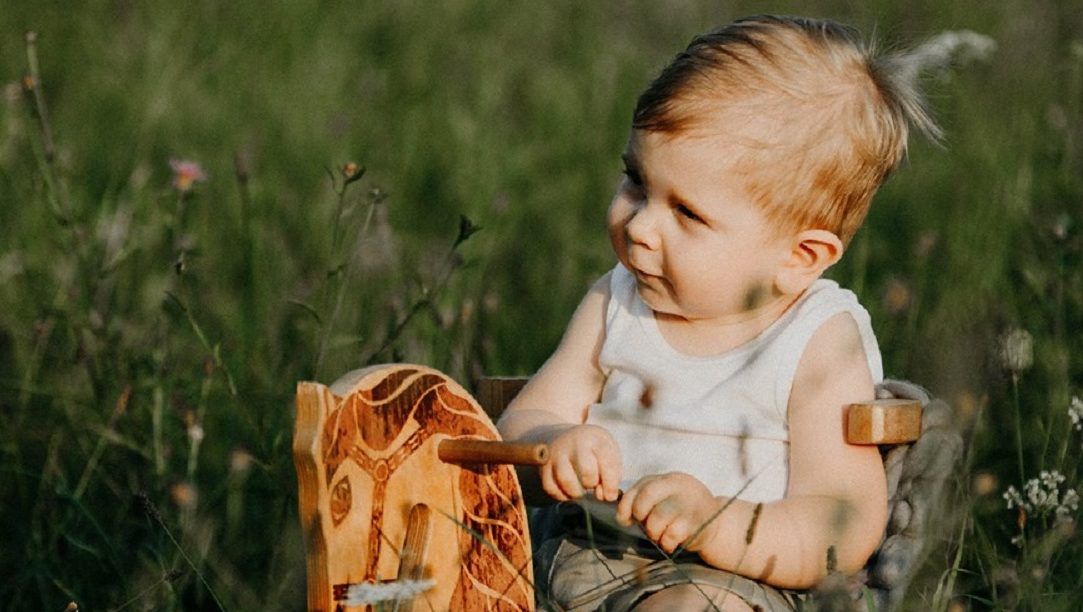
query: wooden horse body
[{"left": 294, "top": 364, "right": 535, "bottom": 611}]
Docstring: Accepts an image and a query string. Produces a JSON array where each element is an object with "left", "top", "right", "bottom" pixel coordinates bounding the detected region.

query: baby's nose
[{"left": 624, "top": 206, "right": 659, "bottom": 250}]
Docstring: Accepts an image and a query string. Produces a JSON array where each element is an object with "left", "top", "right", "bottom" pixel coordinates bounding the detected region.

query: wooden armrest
[
  {"left": 846, "top": 399, "right": 922, "bottom": 445},
  {"left": 476, "top": 376, "right": 922, "bottom": 446}
]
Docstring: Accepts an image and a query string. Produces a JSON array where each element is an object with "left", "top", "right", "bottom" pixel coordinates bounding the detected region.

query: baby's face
[{"left": 607, "top": 128, "right": 793, "bottom": 323}]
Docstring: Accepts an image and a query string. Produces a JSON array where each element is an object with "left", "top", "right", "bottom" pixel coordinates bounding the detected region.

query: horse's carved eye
[{"left": 330, "top": 476, "right": 352, "bottom": 527}]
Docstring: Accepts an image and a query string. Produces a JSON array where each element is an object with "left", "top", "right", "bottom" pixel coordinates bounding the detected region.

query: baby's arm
[
  {"left": 617, "top": 311, "right": 887, "bottom": 589},
  {"left": 496, "top": 272, "right": 621, "bottom": 504}
]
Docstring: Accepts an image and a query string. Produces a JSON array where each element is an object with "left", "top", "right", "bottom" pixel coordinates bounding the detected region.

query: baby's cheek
[{"left": 606, "top": 208, "right": 629, "bottom": 254}]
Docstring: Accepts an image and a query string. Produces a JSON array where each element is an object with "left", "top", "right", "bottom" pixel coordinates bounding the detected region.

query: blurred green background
[{"left": 2, "top": 1, "right": 1082, "bottom": 609}]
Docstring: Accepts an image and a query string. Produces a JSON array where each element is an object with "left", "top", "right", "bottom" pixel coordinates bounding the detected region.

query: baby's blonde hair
[{"left": 633, "top": 15, "right": 940, "bottom": 245}]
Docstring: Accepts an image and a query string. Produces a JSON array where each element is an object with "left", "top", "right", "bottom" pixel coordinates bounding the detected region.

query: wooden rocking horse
[
  {"left": 293, "top": 364, "right": 546, "bottom": 611},
  {"left": 294, "top": 364, "right": 960, "bottom": 611}
]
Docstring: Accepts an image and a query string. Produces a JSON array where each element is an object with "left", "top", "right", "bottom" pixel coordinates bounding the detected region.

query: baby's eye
[
  {"left": 621, "top": 171, "right": 646, "bottom": 201},
  {"left": 675, "top": 203, "right": 703, "bottom": 224}
]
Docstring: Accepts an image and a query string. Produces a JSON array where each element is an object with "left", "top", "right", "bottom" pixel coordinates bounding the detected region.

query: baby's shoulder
[
  {"left": 769, "top": 281, "right": 864, "bottom": 353},
  {"left": 776, "top": 281, "right": 882, "bottom": 411}
]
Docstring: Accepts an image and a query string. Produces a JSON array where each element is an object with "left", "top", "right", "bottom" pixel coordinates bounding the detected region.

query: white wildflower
[
  {"left": 1006, "top": 471, "right": 1077, "bottom": 517},
  {"left": 1070, "top": 396, "right": 1083, "bottom": 431},
  {"left": 997, "top": 328, "right": 1034, "bottom": 373},
  {"left": 343, "top": 579, "right": 435, "bottom": 606},
  {"left": 1040, "top": 470, "right": 1066, "bottom": 489},
  {"left": 1004, "top": 484, "right": 1027, "bottom": 511},
  {"left": 1059, "top": 489, "right": 1080, "bottom": 517},
  {"left": 1025, "top": 480, "right": 1048, "bottom": 510},
  {"left": 910, "top": 30, "right": 997, "bottom": 75}
]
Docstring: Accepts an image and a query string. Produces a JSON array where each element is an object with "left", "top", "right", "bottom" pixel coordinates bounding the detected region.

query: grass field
[{"left": 2, "top": 1, "right": 1082, "bottom": 609}]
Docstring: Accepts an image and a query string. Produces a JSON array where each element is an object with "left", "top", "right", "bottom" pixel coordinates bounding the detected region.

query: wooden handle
[
  {"left": 438, "top": 439, "right": 549, "bottom": 465},
  {"left": 397, "top": 503, "right": 432, "bottom": 580},
  {"left": 847, "top": 399, "right": 922, "bottom": 445},
  {"left": 393, "top": 503, "right": 432, "bottom": 612}
]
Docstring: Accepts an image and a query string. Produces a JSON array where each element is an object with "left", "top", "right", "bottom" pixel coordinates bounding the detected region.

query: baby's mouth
[
  {"left": 632, "top": 268, "right": 667, "bottom": 292},
  {"left": 631, "top": 265, "right": 663, "bottom": 282}
]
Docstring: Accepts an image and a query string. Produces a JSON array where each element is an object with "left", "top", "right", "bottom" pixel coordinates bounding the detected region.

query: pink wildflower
[{"left": 169, "top": 159, "right": 207, "bottom": 192}]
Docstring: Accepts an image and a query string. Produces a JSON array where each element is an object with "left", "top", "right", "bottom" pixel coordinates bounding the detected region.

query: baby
[{"left": 497, "top": 14, "right": 937, "bottom": 612}]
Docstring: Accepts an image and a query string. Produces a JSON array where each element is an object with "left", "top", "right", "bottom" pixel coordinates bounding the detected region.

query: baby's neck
[{"left": 653, "top": 293, "right": 801, "bottom": 357}]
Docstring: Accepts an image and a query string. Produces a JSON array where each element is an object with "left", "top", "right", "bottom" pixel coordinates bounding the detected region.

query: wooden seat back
[{"left": 476, "top": 375, "right": 954, "bottom": 610}]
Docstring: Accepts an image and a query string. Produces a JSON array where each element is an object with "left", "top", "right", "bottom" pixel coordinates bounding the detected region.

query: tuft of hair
[{"left": 632, "top": 15, "right": 942, "bottom": 245}]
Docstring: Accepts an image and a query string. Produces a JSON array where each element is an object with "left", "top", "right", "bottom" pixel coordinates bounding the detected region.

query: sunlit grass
[{"left": 1, "top": 1, "right": 1082, "bottom": 609}]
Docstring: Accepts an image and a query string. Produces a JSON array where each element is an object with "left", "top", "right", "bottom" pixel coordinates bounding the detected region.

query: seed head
[
  {"left": 136, "top": 491, "right": 163, "bottom": 523},
  {"left": 170, "top": 482, "right": 198, "bottom": 509},
  {"left": 997, "top": 328, "right": 1033, "bottom": 373},
  {"left": 230, "top": 448, "right": 254, "bottom": 474},
  {"left": 883, "top": 277, "right": 913, "bottom": 315},
  {"left": 973, "top": 471, "right": 998, "bottom": 497}
]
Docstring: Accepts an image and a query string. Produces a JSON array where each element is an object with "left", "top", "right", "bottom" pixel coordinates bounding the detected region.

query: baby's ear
[{"left": 776, "top": 229, "right": 843, "bottom": 295}]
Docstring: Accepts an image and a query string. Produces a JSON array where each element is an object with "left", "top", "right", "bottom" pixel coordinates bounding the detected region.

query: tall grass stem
[
  {"left": 315, "top": 192, "right": 378, "bottom": 379},
  {"left": 153, "top": 387, "right": 165, "bottom": 476},
  {"left": 143, "top": 496, "right": 227, "bottom": 611},
  {"left": 1013, "top": 373, "right": 1025, "bottom": 484},
  {"left": 22, "top": 31, "right": 69, "bottom": 223},
  {"left": 365, "top": 221, "right": 477, "bottom": 364},
  {"left": 165, "top": 292, "right": 238, "bottom": 397}
]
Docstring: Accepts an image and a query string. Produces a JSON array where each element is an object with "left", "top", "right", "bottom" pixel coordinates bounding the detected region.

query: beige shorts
[{"left": 534, "top": 507, "right": 805, "bottom": 611}]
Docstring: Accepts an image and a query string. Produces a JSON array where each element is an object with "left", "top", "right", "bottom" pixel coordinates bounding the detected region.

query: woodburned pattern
[
  {"left": 451, "top": 462, "right": 533, "bottom": 610},
  {"left": 308, "top": 365, "right": 533, "bottom": 611}
]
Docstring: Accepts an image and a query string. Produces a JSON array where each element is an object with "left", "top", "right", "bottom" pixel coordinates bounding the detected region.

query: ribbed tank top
[{"left": 585, "top": 264, "right": 883, "bottom": 503}]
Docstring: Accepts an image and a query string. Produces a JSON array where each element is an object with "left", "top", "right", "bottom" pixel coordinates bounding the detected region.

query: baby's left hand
[{"left": 615, "top": 472, "right": 726, "bottom": 554}]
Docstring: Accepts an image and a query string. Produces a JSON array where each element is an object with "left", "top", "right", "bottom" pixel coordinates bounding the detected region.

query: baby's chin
[{"left": 633, "top": 283, "right": 683, "bottom": 318}]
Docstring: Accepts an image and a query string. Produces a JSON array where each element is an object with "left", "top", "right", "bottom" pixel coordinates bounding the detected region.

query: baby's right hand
[{"left": 540, "top": 424, "right": 622, "bottom": 502}]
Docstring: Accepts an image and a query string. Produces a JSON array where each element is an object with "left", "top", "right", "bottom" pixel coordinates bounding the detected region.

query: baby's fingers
[
  {"left": 552, "top": 457, "right": 586, "bottom": 499},
  {"left": 617, "top": 475, "right": 672, "bottom": 523},
  {"left": 641, "top": 497, "right": 681, "bottom": 543},
  {"left": 656, "top": 517, "right": 691, "bottom": 553},
  {"left": 572, "top": 451, "right": 601, "bottom": 492},
  {"left": 538, "top": 463, "right": 567, "bottom": 502},
  {"left": 615, "top": 479, "right": 648, "bottom": 525},
  {"left": 594, "top": 447, "right": 621, "bottom": 502},
  {"left": 540, "top": 460, "right": 577, "bottom": 502}
]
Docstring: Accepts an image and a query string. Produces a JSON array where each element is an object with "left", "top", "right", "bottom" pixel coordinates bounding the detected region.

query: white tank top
[{"left": 586, "top": 264, "right": 883, "bottom": 503}]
